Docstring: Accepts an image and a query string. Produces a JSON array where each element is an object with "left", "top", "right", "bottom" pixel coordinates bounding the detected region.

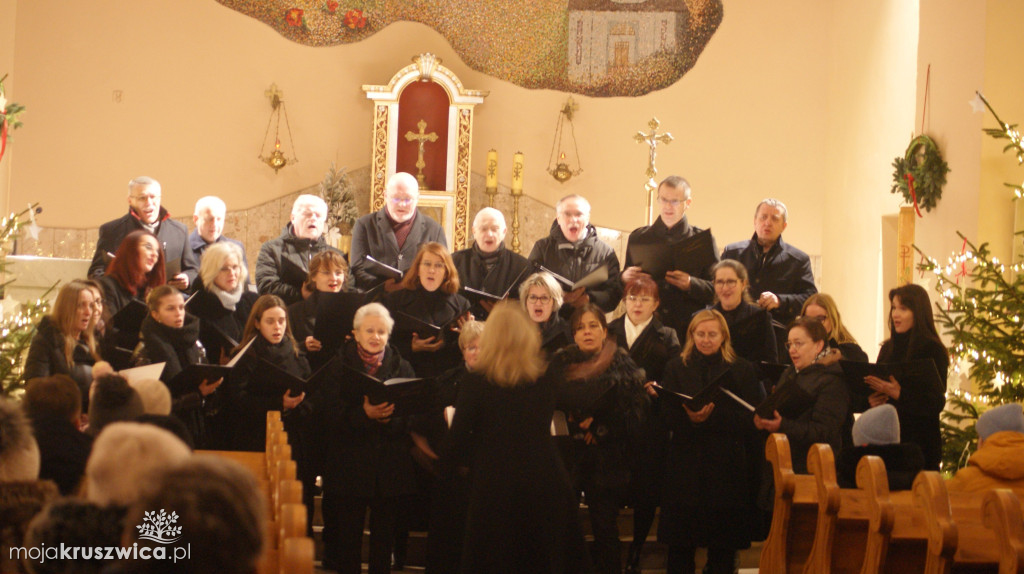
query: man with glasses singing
[
  {"left": 621, "top": 176, "right": 718, "bottom": 335},
  {"left": 349, "top": 172, "right": 446, "bottom": 292},
  {"left": 256, "top": 194, "right": 343, "bottom": 304},
  {"left": 528, "top": 194, "right": 622, "bottom": 317},
  {"left": 721, "top": 198, "right": 816, "bottom": 327},
  {"left": 88, "top": 176, "right": 197, "bottom": 291}
]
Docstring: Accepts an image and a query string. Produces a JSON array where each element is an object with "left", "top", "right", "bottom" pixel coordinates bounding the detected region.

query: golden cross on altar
[
  {"left": 634, "top": 117, "right": 674, "bottom": 225},
  {"left": 405, "top": 119, "right": 439, "bottom": 189}
]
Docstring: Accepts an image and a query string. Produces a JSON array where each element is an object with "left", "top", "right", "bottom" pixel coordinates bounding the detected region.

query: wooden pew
[
  {"left": 280, "top": 537, "right": 315, "bottom": 574},
  {"left": 802, "top": 444, "right": 871, "bottom": 574},
  {"left": 759, "top": 433, "right": 819, "bottom": 573},
  {"left": 857, "top": 454, "right": 929, "bottom": 574},
  {"left": 982, "top": 490, "right": 1024, "bottom": 574}
]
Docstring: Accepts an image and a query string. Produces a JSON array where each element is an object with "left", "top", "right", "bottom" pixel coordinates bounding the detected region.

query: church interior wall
[{"left": 0, "top": 0, "right": 1015, "bottom": 367}]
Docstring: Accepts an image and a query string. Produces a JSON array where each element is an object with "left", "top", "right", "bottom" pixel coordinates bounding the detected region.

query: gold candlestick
[
  {"left": 485, "top": 149, "right": 498, "bottom": 207},
  {"left": 511, "top": 152, "right": 524, "bottom": 254}
]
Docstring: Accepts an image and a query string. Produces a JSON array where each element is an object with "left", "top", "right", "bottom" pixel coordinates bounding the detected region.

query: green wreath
[{"left": 890, "top": 134, "right": 950, "bottom": 213}]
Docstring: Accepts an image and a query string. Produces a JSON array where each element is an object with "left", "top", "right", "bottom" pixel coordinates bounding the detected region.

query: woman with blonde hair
[
  {"left": 801, "top": 293, "right": 868, "bottom": 362},
  {"left": 445, "top": 302, "right": 590, "bottom": 573},
  {"left": 24, "top": 280, "right": 102, "bottom": 412},
  {"left": 189, "top": 241, "right": 259, "bottom": 364},
  {"left": 519, "top": 271, "right": 572, "bottom": 354},
  {"left": 656, "top": 309, "right": 764, "bottom": 574},
  {"left": 384, "top": 242, "right": 472, "bottom": 378}
]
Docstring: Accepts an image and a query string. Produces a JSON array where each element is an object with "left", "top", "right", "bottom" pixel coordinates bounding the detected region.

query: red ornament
[
  {"left": 285, "top": 8, "right": 304, "bottom": 27},
  {"left": 344, "top": 9, "right": 367, "bottom": 29}
]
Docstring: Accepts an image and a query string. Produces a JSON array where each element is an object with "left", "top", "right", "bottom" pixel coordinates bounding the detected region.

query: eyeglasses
[
  {"left": 527, "top": 295, "right": 552, "bottom": 304},
  {"left": 714, "top": 279, "right": 740, "bottom": 287},
  {"left": 219, "top": 265, "right": 241, "bottom": 274},
  {"left": 389, "top": 197, "right": 415, "bottom": 207},
  {"left": 420, "top": 261, "right": 446, "bottom": 271},
  {"left": 657, "top": 197, "right": 686, "bottom": 207},
  {"left": 626, "top": 295, "right": 654, "bottom": 304},
  {"left": 785, "top": 339, "right": 811, "bottom": 350}
]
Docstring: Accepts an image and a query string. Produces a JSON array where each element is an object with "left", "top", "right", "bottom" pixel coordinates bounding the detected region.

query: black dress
[
  {"left": 384, "top": 288, "right": 471, "bottom": 379},
  {"left": 876, "top": 332, "right": 949, "bottom": 471},
  {"left": 317, "top": 340, "right": 418, "bottom": 574},
  {"left": 539, "top": 316, "right": 573, "bottom": 356},
  {"left": 452, "top": 243, "right": 531, "bottom": 321},
  {"left": 187, "top": 287, "right": 257, "bottom": 365},
  {"left": 287, "top": 290, "right": 335, "bottom": 371},
  {"left": 96, "top": 274, "right": 147, "bottom": 370},
  {"left": 446, "top": 371, "right": 592, "bottom": 574},
  {"left": 23, "top": 316, "right": 97, "bottom": 413},
  {"left": 714, "top": 302, "right": 779, "bottom": 367},
  {"left": 658, "top": 352, "right": 764, "bottom": 551}
]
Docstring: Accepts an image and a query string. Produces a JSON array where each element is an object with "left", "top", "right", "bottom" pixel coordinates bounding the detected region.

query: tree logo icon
[{"left": 136, "top": 509, "right": 183, "bottom": 544}]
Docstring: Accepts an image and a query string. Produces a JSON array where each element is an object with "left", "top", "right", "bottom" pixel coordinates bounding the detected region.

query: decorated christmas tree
[
  {"left": 0, "top": 205, "right": 51, "bottom": 397},
  {"left": 916, "top": 92, "right": 1024, "bottom": 472}
]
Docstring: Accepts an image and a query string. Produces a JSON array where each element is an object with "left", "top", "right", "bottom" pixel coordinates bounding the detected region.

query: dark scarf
[
  {"left": 386, "top": 209, "right": 417, "bottom": 250},
  {"left": 141, "top": 313, "right": 201, "bottom": 352},
  {"left": 473, "top": 243, "right": 501, "bottom": 274}
]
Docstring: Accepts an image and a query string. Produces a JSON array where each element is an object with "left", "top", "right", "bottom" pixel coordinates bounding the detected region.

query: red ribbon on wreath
[
  {"left": 0, "top": 115, "right": 8, "bottom": 164},
  {"left": 904, "top": 173, "right": 923, "bottom": 218}
]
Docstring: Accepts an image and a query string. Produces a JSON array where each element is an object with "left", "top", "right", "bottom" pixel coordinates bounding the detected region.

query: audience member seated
[
  {"left": 84, "top": 422, "right": 191, "bottom": 507},
  {"left": 22, "top": 499, "right": 126, "bottom": 574},
  {"left": 134, "top": 413, "right": 195, "bottom": 450},
  {"left": 256, "top": 194, "right": 343, "bottom": 305},
  {"left": 836, "top": 404, "right": 924, "bottom": 490},
  {"left": 96, "top": 230, "right": 167, "bottom": 368},
  {"left": 452, "top": 207, "right": 530, "bottom": 320},
  {"left": 23, "top": 280, "right": 102, "bottom": 414},
  {"left": 754, "top": 317, "right": 849, "bottom": 474},
  {"left": 118, "top": 455, "right": 264, "bottom": 574},
  {"left": 189, "top": 195, "right": 249, "bottom": 280},
  {"left": 947, "top": 403, "right": 1024, "bottom": 495},
  {"left": 0, "top": 399, "right": 57, "bottom": 574},
  {"left": 88, "top": 176, "right": 197, "bottom": 291},
  {"left": 86, "top": 374, "right": 145, "bottom": 438},
  {"left": 520, "top": 272, "right": 572, "bottom": 355},
  {"left": 528, "top": 194, "right": 622, "bottom": 316},
  {"left": 384, "top": 242, "right": 472, "bottom": 378},
  {"left": 721, "top": 198, "right": 816, "bottom": 330},
  {"left": 288, "top": 250, "right": 349, "bottom": 369},
  {"left": 189, "top": 242, "right": 259, "bottom": 365},
  {"left": 621, "top": 175, "right": 718, "bottom": 336},
  {"left": 350, "top": 172, "right": 447, "bottom": 292},
  {"left": 134, "top": 285, "right": 221, "bottom": 448},
  {"left": 711, "top": 259, "right": 778, "bottom": 366},
  {"left": 129, "top": 378, "right": 172, "bottom": 416},
  {"left": 22, "top": 375, "right": 93, "bottom": 495}
]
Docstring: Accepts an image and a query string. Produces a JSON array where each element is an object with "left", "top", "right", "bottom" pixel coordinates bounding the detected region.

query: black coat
[
  {"left": 721, "top": 233, "right": 817, "bottom": 325},
  {"left": 445, "top": 372, "right": 591, "bottom": 574},
  {"left": 29, "top": 412, "right": 93, "bottom": 496},
  {"left": 384, "top": 288, "right": 471, "bottom": 379},
  {"left": 96, "top": 274, "right": 147, "bottom": 369},
  {"left": 227, "top": 336, "right": 311, "bottom": 452},
  {"left": 255, "top": 224, "right": 344, "bottom": 305},
  {"left": 771, "top": 354, "right": 850, "bottom": 474},
  {"left": 607, "top": 315, "right": 681, "bottom": 384},
  {"left": 88, "top": 208, "right": 198, "bottom": 285},
  {"left": 539, "top": 316, "right": 573, "bottom": 355},
  {"left": 624, "top": 216, "right": 718, "bottom": 334},
  {"left": 658, "top": 352, "right": 764, "bottom": 548},
  {"left": 286, "top": 291, "right": 335, "bottom": 371},
  {"left": 349, "top": 209, "right": 447, "bottom": 292},
  {"left": 188, "top": 230, "right": 250, "bottom": 284},
  {"left": 877, "top": 332, "right": 949, "bottom": 471},
  {"left": 319, "top": 340, "right": 418, "bottom": 499},
  {"left": 452, "top": 243, "right": 530, "bottom": 320},
  {"left": 23, "top": 316, "right": 97, "bottom": 413},
  {"left": 714, "top": 302, "right": 779, "bottom": 366},
  {"left": 528, "top": 220, "right": 623, "bottom": 315},
  {"left": 187, "top": 287, "right": 258, "bottom": 365},
  {"left": 837, "top": 443, "right": 925, "bottom": 490}
]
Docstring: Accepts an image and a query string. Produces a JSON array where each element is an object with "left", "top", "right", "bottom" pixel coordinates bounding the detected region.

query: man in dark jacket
[
  {"left": 621, "top": 175, "right": 718, "bottom": 335},
  {"left": 87, "top": 176, "right": 198, "bottom": 290},
  {"left": 22, "top": 375, "right": 93, "bottom": 495},
  {"left": 452, "top": 207, "right": 530, "bottom": 320},
  {"left": 528, "top": 194, "right": 622, "bottom": 317},
  {"left": 721, "top": 198, "right": 816, "bottom": 326},
  {"left": 256, "top": 194, "right": 343, "bottom": 306},
  {"left": 189, "top": 196, "right": 249, "bottom": 284},
  {"left": 349, "top": 172, "right": 447, "bottom": 292}
]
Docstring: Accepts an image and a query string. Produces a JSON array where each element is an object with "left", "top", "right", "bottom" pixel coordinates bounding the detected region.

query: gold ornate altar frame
[{"left": 362, "top": 53, "right": 488, "bottom": 250}]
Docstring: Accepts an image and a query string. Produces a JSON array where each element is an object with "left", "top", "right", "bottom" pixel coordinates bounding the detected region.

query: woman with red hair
[{"left": 96, "top": 229, "right": 166, "bottom": 367}]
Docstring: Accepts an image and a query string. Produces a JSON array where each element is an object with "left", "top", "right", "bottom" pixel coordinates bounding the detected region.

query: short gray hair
[
  {"left": 556, "top": 194, "right": 591, "bottom": 216},
  {"left": 386, "top": 172, "right": 419, "bottom": 197},
  {"left": 194, "top": 195, "right": 227, "bottom": 217},
  {"left": 519, "top": 272, "right": 564, "bottom": 312},
  {"left": 292, "top": 194, "right": 327, "bottom": 217},
  {"left": 658, "top": 175, "right": 692, "bottom": 200},
  {"left": 353, "top": 302, "right": 395, "bottom": 333},
  {"left": 755, "top": 198, "right": 788, "bottom": 223},
  {"left": 199, "top": 241, "right": 248, "bottom": 289},
  {"left": 86, "top": 422, "right": 191, "bottom": 506},
  {"left": 473, "top": 207, "right": 507, "bottom": 230},
  {"left": 127, "top": 176, "right": 160, "bottom": 196}
]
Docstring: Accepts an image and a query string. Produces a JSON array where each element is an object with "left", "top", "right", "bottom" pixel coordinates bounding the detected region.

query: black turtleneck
[{"left": 138, "top": 313, "right": 204, "bottom": 382}]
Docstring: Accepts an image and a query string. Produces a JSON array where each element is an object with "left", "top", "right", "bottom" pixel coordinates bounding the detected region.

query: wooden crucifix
[
  {"left": 634, "top": 117, "right": 674, "bottom": 225},
  {"left": 405, "top": 119, "right": 439, "bottom": 189}
]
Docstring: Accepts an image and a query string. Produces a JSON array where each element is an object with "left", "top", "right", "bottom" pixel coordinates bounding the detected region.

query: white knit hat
[{"left": 853, "top": 404, "right": 900, "bottom": 446}]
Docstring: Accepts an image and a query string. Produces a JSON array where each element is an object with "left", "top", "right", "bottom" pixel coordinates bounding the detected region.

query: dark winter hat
[
  {"left": 976, "top": 403, "right": 1024, "bottom": 440},
  {"left": 852, "top": 404, "right": 900, "bottom": 446}
]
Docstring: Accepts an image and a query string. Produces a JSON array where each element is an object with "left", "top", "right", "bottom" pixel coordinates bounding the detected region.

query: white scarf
[
  {"left": 209, "top": 283, "right": 244, "bottom": 311},
  {"left": 624, "top": 315, "right": 652, "bottom": 349}
]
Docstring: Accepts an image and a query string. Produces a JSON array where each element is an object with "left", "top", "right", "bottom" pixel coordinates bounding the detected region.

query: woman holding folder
[
  {"left": 288, "top": 250, "right": 349, "bottom": 370},
  {"left": 133, "top": 285, "right": 222, "bottom": 448},
  {"left": 384, "top": 242, "right": 472, "bottom": 378},
  {"left": 866, "top": 284, "right": 948, "bottom": 470},
  {"left": 318, "top": 302, "right": 417, "bottom": 574},
  {"left": 656, "top": 309, "right": 763, "bottom": 574},
  {"left": 188, "top": 242, "right": 258, "bottom": 365}
]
